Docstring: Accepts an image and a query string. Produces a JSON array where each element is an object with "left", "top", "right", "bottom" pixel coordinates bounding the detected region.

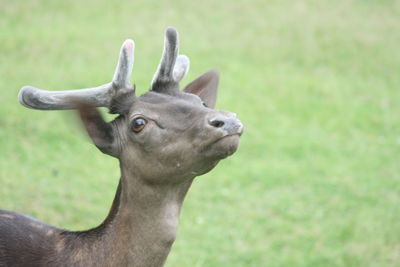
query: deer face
[
  {"left": 18, "top": 28, "right": 243, "bottom": 183},
  {"left": 112, "top": 86, "right": 242, "bottom": 182}
]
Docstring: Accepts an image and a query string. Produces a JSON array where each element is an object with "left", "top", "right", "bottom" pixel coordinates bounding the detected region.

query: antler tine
[
  {"left": 113, "top": 39, "right": 135, "bottom": 89},
  {"left": 18, "top": 39, "right": 135, "bottom": 110},
  {"left": 151, "top": 27, "right": 190, "bottom": 91},
  {"left": 173, "top": 55, "right": 190, "bottom": 83}
]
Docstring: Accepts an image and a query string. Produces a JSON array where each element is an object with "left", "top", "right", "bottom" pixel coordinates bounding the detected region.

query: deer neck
[{"left": 89, "top": 167, "right": 194, "bottom": 266}]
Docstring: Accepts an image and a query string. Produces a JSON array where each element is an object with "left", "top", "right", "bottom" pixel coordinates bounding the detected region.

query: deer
[{"left": 0, "top": 27, "right": 243, "bottom": 267}]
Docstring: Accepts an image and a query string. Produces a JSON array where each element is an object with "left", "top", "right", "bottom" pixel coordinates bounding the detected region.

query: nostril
[{"left": 209, "top": 119, "right": 225, "bottom": 128}]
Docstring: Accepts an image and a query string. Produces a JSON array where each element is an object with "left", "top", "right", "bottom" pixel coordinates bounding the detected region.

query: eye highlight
[{"left": 131, "top": 117, "right": 147, "bottom": 133}]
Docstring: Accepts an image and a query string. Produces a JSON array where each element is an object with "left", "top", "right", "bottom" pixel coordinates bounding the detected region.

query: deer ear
[
  {"left": 183, "top": 70, "right": 219, "bottom": 108},
  {"left": 76, "top": 103, "right": 119, "bottom": 157}
]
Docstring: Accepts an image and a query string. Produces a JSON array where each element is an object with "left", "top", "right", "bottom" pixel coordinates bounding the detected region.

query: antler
[
  {"left": 18, "top": 28, "right": 189, "bottom": 110},
  {"left": 151, "top": 27, "right": 190, "bottom": 92},
  {"left": 18, "top": 39, "right": 135, "bottom": 110}
]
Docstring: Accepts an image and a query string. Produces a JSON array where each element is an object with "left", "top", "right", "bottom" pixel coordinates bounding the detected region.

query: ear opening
[{"left": 183, "top": 69, "right": 219, "bottom": 108}]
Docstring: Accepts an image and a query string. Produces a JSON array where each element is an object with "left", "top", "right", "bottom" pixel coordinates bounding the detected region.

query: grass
[{"left": 1, "top": 0, "right": 400, "bottom": 266}]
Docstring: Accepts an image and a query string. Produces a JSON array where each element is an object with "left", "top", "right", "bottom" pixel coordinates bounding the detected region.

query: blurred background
[{"left": 1, "top": 0, "right": 399, "bottom": 266}]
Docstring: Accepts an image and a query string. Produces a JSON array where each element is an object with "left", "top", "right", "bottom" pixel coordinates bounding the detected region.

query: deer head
[{"left": 18, "top": 27, "right": 243, "bottom": 185}]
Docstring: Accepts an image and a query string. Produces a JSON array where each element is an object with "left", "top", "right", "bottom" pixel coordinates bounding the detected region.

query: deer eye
[
  {"left": 202, "top": 102, "right": 208, "bottom": 108},
  {"left": 132, "top": 117, "right": 147, "bottom": 133}
]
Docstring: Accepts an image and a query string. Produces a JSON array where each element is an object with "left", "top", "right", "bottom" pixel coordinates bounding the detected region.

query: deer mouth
[
  {"left": 206, "top": 133, "right": 241, "bottom": 159},
  {"left": 217, "top": 133, "right": 241, "bottom": 144}
]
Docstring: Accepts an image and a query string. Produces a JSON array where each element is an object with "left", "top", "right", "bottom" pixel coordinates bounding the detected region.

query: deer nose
[{"left": 208, "top": 116, "right": 243, "bottom": 135}]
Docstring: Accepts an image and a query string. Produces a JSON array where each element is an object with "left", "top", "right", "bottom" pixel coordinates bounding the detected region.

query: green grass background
[{"left": 1, "top": 0, "right": 399, "bottom": 266}]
